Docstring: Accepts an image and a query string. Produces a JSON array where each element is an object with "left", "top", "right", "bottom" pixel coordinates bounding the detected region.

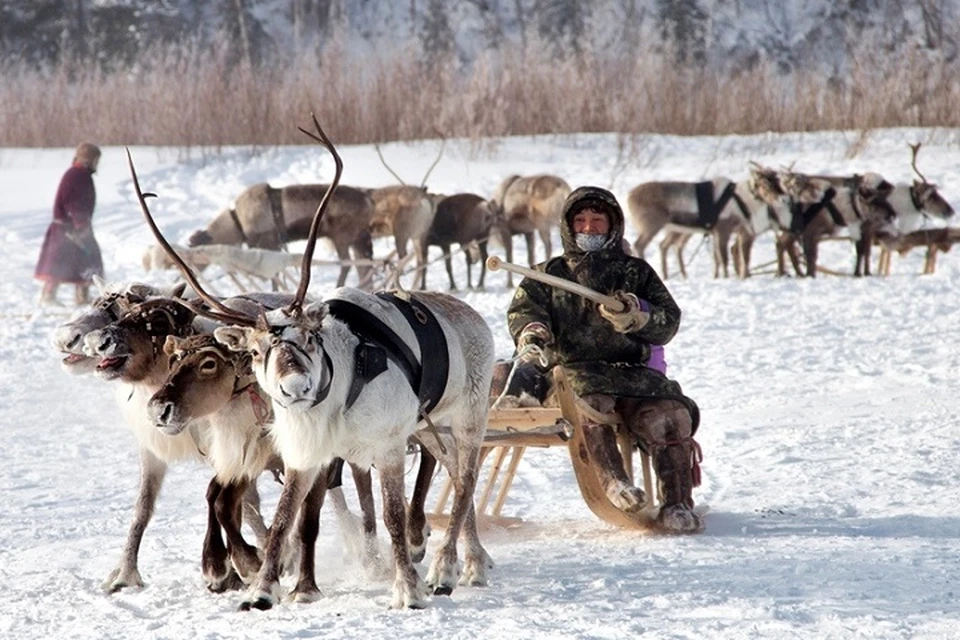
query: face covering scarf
[{"left": 575, "top": 233, "right": 608, "bottom": 252}]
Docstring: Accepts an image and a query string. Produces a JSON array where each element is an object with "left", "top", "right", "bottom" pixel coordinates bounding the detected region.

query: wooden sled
[{"left": 431, "top": 367, "right": 663, "bottom": 531}]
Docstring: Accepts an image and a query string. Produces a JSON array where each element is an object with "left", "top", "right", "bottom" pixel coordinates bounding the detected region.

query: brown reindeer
[
  {"left": 421, "top": 193, "right": 496, "bottom": 290},
  {"left": 489, "top": 174, "right": 571, "bottom": 287},
  {"left": 367, "top": 141, "right": 446, "bottom": 289},
  {"left": 773, "top": 172, "right": 895, "bottom": 277},
  {"left": 189, "top": 183, "right": 375, "bottom": 287}
]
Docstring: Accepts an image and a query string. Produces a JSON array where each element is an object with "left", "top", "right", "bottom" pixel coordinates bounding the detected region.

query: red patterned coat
[{"left": 34, "top": 164, "right": 104, "bottom": 284}]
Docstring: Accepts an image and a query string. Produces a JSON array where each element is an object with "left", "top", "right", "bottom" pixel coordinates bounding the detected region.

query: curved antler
[
  {"left": 908, "top": 142, "right": 929, "bottom": 184},
  {"left": 125, "top": 148, "right": 258, "bottom": 327},
  {"left": 419, "top": 130, "right": 447, "bottom": 189},
  {"left": 374, "top": 143, "right": 407, "bottom": 185},
  {"left": 291, "top": 113, "right": 343, "bottom": 316}
]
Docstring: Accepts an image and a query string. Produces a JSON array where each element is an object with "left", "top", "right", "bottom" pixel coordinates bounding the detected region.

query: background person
[{"left": 35, "top": 142, "right": 105, "bottom": 306}]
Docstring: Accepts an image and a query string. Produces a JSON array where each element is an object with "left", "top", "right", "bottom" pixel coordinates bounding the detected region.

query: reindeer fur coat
[{"left": 507, "top": 186, "right": 699, "bottom": 428}]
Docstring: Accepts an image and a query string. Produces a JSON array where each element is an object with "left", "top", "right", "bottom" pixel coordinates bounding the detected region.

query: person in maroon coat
[{"left": 35, "top": 142, "right": 105, "bottom": 306}]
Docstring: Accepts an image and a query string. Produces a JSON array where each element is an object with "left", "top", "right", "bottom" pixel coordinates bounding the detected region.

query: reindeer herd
[
  {"left": 183, "top": 139, "right": 572, "bottom": 293},
  {"left": 630, "top": 144, "right": 956, "bottom": 280},
  {"left": 180, "top": 140, "right": 955, "bottom": 295}
]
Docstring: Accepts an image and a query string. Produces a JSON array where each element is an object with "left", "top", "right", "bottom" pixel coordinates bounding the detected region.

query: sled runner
[{"left": 432, "top": 367, "right": 668, "bottom": 531}]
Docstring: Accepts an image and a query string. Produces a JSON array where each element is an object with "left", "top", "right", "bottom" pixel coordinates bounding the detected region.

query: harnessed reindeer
[
  {"left": 137, "top": 116, "right": 494, "bottom": 611},
  {"left": 189, "top": 182, "right": 376, "bottom": 288},
  {"left": 776, "top": 171, "right": 902, "bottom": 277},
  {"left": 626, "top": 166, "right": 792, "bottom": 279},
  {"left": 367, "top": 140, "right": 446, "bottom": 290},
  {"left": 54, "top": 281, "right": 267, "bottom": 592},
  {"left": 489, "top": 174, "right": 571, "bottom": 287},
  {"left": 52, "top": 277, "right": 185, "bottom": 376},
  {"left": 875, "top": 143, "right": 956, "bottom": 274}
]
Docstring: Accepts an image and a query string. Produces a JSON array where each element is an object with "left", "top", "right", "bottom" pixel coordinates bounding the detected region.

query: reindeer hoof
[
  {"left": 433, "top": 584, "right": 453, "bottom": 596},
  {"left": 239, "top": 596, "right": 274, "bottom": 612},
  {"left": 102, "top": 567, "right": 144, "bottom": 593},
  {"left": 206, "top": 569, "right": 245, "bottom": 593}
]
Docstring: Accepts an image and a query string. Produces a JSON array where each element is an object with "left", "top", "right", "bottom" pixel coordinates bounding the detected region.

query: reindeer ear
[
  {"left": 163, "top": 335, "right": 182, "bottom": 356},
  {"left": 302, "top": 301, "right": 329, "bottom": 331},
  {"left": 214, "top": 326, "right": 256, "bottom": 352},
  {"left": 169, "top": 282, "right": 188, "bottom": 299}
]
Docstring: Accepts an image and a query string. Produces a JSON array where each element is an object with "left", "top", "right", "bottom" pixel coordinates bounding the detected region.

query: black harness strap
[
  {"left": 228, "top": 208, "right": 252, "bottom": 246},
  {"left": 792, "top": 187, "right": 843, "bottom": 232},
  {"left": 378, "top": 292, "right": 449, "bottom": 414},
  {"left": 267, "top": 186, "right": 288, "bottom": 249},
  {"left": 326, "top": 294, "right": 449, "bottom": 414}
]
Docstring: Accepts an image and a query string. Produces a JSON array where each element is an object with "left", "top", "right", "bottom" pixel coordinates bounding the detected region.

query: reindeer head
[
  {"left": 147, "top": 334, "right": 250, "bottom": 435},
  {"left": 906, "top": 142, "right": 954, "bottom": 220},
  {"left": 52, "top": 279, "right": 186, "bottom": 375},
  {"left": 911, "top": 181, "right": 955, "bottom": 220},
  {"left": 83, "top": 297, "right": 196, "bottom": 383},
  {"left": 747, "top": 164, "right": 788, "bottom": 205},
  {"left": 215, "top": 302, "right": 331, "bottom": 410},
  {"left": 776, "top": 170, "right": 832, "bottom": 205}
]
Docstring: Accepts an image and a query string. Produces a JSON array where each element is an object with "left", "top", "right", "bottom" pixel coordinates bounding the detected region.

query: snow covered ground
[{"left": 1, "top": 128, "right": 959, "bottom": 639}]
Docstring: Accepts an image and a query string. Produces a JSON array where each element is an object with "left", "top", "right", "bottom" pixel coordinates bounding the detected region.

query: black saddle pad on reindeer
[
  {"left": 326, "top": 292, "right": 449, "bottom": 413},
  {"left": 694, "top": 181, "right": 737, "bottom": 230}
]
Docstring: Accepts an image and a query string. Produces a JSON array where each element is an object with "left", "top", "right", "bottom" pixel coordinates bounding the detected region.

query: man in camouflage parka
[{"left": 507, "top": 185, "right": 703, "bottom": 533}]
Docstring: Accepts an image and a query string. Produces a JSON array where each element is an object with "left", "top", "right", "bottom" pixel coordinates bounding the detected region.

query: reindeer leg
[
  {"left": 242, "top": 480, "right": 269, "bottom": 549},
  {"left": 803, "top": 233, "right": 819, "bottom": 278},
  {"left": 500, "top": 227, "right": 515, "bottom": 288},
  {"left": 102, "top": 448, "right": 165, "bottom": 593},
  {"left": 524, "top": 232, "right": 536, "bottom": 267},
  {"left": 203, "top": 477, "right": 244, "bottom": 592},
  {"left": 239, "top": 467, "right": 318, "bottom": 611},
  {"left": 379, "top": 457, "right": 429, "bottom": 609},
  {"left": 289, "top": 471, "right": 328, "bottom": 603},
  {"left": 451, "top": 433, "right": 492, "bottom": 589},
  {"left": 539, "top": 226, "right": 552, "bottom": 261},
  {"left": 407, "top": 446, "right": 437, "bottom": 563},
  {"left": 426, "top": 418, "right": 489, "bottom": 594},
  {"left": 217, "top": 479, "right": 262, "bottom": 584},
  {"left": 443, "top": 243, "right": 457, "bottom": 290},
  {"left": 335, "top": 243, "right": 351, "bottom": 288},
  {"left": 346, "top": 463, "right": 384, "bottom": 574},
  {"left": 477, "top": 239, "right": 488, "bottom": 290}
]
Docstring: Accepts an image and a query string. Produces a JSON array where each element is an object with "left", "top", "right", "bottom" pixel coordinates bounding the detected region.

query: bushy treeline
[
  {"left": 3, "top": 41, "right": 959, "bottom": 149},
  {"left": 3, "top": 0, "right": 960, "bottom": 149}
]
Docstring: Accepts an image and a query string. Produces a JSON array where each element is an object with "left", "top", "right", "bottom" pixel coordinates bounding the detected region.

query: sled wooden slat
[{"left": 430, "top": 367, "right": 659, "bottom": 530}]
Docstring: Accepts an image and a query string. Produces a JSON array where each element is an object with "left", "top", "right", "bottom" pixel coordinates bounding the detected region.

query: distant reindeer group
[
  {"left": 182, "top": 137, "right": 570, "bottom": 293},
  {"left": 628, "top": 143, "right": 956, "bottom": 279}
]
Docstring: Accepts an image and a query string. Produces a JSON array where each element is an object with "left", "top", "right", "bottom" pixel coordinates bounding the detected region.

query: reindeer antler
[
  {"left": 419, "top": 129, "right": 447, "bottom": 189},
  {"left": 909, "top": 142, "right": 929, "bottom": 184},
  {"left": 126, "top": 148, "right": 258, "bottom": 327},
  {"left": 374, "top": 143, "right": 407, "bottom": 185},
  {"left": 292, "top": 113, "right": 343, "bottom": 317}
]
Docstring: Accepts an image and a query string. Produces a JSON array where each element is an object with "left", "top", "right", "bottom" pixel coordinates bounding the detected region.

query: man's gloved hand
[
  {"left": 598, "top": 291, "right": 650, "bottom": 333},
  {"left": 516, "top": 322, "right": 553, "bottom": 362}
]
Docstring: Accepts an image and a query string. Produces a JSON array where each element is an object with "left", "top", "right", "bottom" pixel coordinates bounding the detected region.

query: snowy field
[{"left": 1, "top": 128, "right": 959, "bottom": 639}]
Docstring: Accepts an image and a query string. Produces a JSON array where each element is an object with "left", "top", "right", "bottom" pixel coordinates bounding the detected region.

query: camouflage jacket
[{"left": 506, "top": 186, "right": 699, "bottom": 428}]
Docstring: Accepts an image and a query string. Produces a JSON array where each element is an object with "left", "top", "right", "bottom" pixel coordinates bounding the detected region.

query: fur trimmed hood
[{"left": 559, "top": 186, "right": 626, "bottom": 254}]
